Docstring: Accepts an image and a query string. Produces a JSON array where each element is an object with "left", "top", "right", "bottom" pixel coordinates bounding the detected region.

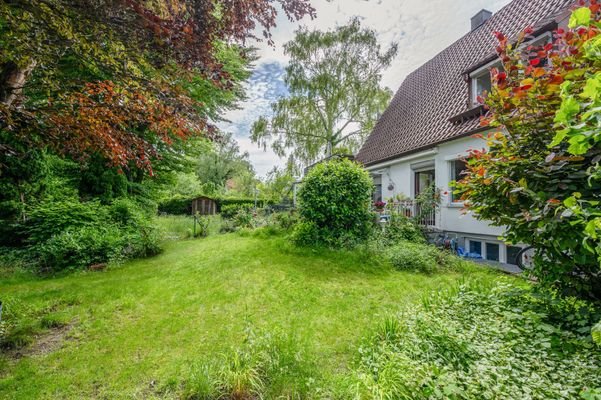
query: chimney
[{"left": 471, "top": 9, "right": 493, "bottom": 31}]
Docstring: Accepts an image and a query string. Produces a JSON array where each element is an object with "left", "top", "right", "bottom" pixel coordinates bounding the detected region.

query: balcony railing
[{"left": 375, "top": 200, "right": 438, "bottom": 228}]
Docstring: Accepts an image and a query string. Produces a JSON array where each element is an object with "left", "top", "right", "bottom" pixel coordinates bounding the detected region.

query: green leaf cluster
[
  {"left": 350, "top": 283, "right": 601, "bottom": 399},
  {"left": 251, "top": 18, "right": 397, "bottom": 169},
  {"left": 293, "top": 158, "right": 374, "bottom": 247},
  {"left": 458, "top": 6, "right": 601, "bottom": 299}
]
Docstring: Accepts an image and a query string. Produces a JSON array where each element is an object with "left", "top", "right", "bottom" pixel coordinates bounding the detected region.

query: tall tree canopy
[
  {"left": 251, "top": 18, "right": 397, "bottom": 169},
  {"left": 196, "top": 132, "right": 255, "bottom": 194},
  {"left": 0, "top": 0, "right": 315, "bottom": 174}
]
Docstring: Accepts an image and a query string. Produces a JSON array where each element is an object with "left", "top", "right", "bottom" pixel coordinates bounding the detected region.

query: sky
[{"left": 217, "top": 0, "right": 513, "bottom": 177}]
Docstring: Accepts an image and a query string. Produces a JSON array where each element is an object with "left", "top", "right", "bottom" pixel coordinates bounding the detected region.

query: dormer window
[
  {"left": 472, "top": 70, "right": 492, "bottom": 105},
  {"left": 523, "top": 32, "right": 553, "bottom": 67},
  {"left": 469, "top": 60, "right": 502, "bottom": 107},
  {"left": 468, "top": 32, "right": 553, "bottom": 108}
]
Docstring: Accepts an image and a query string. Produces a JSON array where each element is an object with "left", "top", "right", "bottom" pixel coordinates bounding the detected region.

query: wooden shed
[{"left": 191, "top": 196, "right": 217, "bottom": 216}]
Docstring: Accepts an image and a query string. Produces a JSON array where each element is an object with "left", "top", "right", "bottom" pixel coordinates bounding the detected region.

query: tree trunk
[{"left": 0, "top": 61, "right": 36, "bottom": 106}]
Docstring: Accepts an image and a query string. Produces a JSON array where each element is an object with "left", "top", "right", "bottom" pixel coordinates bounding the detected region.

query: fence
[{"left": 379, "top": 200, "right": 438, "bottom": 228}]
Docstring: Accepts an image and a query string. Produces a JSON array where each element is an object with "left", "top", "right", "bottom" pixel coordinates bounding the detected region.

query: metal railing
[{"left": 376, "top": 200, "right": 438, "bottom": 228}]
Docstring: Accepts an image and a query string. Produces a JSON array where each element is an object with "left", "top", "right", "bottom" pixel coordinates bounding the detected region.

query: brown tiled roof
[{"left": 356, "top": 0, "right": 575, "bottom": 166}]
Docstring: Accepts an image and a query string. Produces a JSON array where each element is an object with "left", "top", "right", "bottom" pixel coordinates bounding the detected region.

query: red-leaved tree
[
  {"left": 458, "top": 1, "right": 601, "bottom": 298},
  {"left": 0, "top": 0, "right": 315, "bottom": 173}
]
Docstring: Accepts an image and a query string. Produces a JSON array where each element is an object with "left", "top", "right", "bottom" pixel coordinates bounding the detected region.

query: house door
[
  {"left": 415, "top": 169, "right": 435, "bottom": 196},
  {"left": 414, "top": 169, "right": 436, "bottom": 226}
]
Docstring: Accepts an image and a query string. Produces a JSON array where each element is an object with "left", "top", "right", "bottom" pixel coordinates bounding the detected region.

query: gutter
[{"left": 366, "top": 148, "right": 439, "bottom": 172}]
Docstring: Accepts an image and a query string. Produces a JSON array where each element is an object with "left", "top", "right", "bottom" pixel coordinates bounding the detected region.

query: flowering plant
[{"left": 374, "top": 201, "right": 386, "bottom": 210}]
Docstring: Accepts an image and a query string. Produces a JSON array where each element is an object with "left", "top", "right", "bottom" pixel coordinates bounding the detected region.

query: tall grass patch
[{"left": 176, "top": 329, "right": 320, "bottom": 399}]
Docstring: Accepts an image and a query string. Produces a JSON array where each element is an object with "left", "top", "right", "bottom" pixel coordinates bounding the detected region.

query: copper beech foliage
[
  {"left": 49, "top": 81, "right": 198, "bottom": 175},
  {"left": 458, "top": 1, "right": 601, "bottom": 297},
  {"left": 0, "top": 0, "right": 315, "bottom": 173}
]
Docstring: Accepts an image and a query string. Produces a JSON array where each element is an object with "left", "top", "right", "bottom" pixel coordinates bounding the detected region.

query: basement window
[{"left": 467, "top": 239, "right": 501, "bottom": 262}]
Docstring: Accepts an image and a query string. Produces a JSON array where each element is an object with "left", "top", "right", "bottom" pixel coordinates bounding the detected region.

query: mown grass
[{"left": 0, "top": 229, "right": 511, "bottom": 399}]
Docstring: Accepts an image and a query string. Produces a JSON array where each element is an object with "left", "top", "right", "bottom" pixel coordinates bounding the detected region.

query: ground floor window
[
  {"left": 469, "top": 240, "right": 482, "bottom": 256},
  {"left": 449, "top": 159, "right": 468, "bottom": 202},
  {"left": 467, "top": 239, "right": 503, "bottom": 262},
  {"left": 486, "top": 243, "right": 500, "bottom": 262},
  {"left": 506, "top": 246, "right": 521, "bottom": 266},
  {"left": 415, "top": 169, "right": 435, "bottom": 196},
  {"left": 373, "top": 184, "right": 382, "bottom": 203}
]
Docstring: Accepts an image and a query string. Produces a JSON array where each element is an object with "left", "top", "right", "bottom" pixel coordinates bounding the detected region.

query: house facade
[{"left": 356, "top": 0, "right": 575, "bottom": 265}]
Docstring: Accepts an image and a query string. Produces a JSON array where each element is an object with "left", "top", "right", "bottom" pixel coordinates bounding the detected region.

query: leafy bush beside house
[
  {"left": 457, "top": 5, "right": 601, "bottom": 299},
  {"left": 293, "top": 159, "right": 374, "bottom": 248},
  {"left": 379, "top": 213, "right": 426, "bottom": 245},
  {"left": 387, "top": 241, "right": 456, "bottom": 274}
]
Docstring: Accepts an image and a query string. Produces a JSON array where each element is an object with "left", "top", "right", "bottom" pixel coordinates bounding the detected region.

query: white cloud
[{"left": 221, "top": 0, "right": 513, "bottom": 177}]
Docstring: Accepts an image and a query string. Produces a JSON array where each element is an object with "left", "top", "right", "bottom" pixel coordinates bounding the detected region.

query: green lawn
[{"left": 0, "top": 232, "right": 510, "bottom": 399}]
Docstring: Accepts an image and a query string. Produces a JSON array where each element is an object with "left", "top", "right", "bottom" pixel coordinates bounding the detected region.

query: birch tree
[{"left": 251, "top": 18, "right": 397, "bottom": 168}]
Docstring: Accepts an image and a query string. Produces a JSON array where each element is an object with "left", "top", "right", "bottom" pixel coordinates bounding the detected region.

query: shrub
[
  {"left": 221, "top": 203, "right": 253, "bottom": 219},
  {"left": 32, "top": 225, "right": 125, "bottom": 271},
  {"left": 271, "top": 211, "right": 298, "bottom": 231},
  {"left": 380, "top": 213, "right": 425, "bottom": 245},
  {"left": 295, "top": 159, "right": 374, "bottom": 248},
  {"left": 291, "top": 221, "right": 320, "bottom": 247},
  {"left": 233, "top": 208, "right": 254, "bottom": 229},
  {"left": 121, "top": 225, "right": 162, "bottom": 259},
  {"left": 350, "top": 283, "right": 601, "bottom": 399},
  {"left": 22, "top": 199, "right": 106, "bottom": 243},
  {"left": 457, "top": 6, "right": 601, "bottom": 299},
  {"left": 387, "top": 242, "right": 454, "bottom": 274},
  {"left": 17, "top": 197, "right": 161, "bottom": 272},
  {"left": 219, "top": 219, "right": 238, "bottom": 234},
  {"left": 109, "top": 197, "right": 151, "bottom": 227},
  {"left": 217, "top": 197, "right": 269, "bottom": 209}
]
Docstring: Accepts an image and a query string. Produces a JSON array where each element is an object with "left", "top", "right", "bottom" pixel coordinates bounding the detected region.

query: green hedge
[
  {"left": 159, "top": 196, "right": 273, "bottom": 216},
  {"left": 158, "top": 196, "right": 191, "bottom": 215}
]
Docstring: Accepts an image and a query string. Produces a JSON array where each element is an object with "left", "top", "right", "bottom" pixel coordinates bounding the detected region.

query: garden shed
[{"left": 191, "top": 196, "right": 217, "bottom": 216}]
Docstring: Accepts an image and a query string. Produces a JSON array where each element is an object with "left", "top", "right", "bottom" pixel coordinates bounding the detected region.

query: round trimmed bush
[{"left": 293, "top": 159, "right": 374, "bottom": 247}]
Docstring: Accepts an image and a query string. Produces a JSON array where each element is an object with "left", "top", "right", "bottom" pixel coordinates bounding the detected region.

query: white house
[{"left": 356, "top": 0, "right": 574, "bottom": 265}]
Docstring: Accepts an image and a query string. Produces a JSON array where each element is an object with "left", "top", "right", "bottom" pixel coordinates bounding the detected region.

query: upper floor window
[
  {"left": 523, "top": 32, "right": 553, "bottom": 68},
  {"left": 469, "top": 32, "right": 553, "bottom": 107},
  {"left": 469, "top": 60, "right": 502, "bottom": 107}
]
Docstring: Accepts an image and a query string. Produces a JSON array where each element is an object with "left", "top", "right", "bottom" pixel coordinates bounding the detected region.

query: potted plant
[{"left": 374, "top": 201, "right": 386, "bottom": 212}]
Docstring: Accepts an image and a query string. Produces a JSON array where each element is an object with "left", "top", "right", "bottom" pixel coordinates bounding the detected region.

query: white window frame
[
  {"left": 447, "top": 158, "right": 468, "bottom": 207},
  {"left": 469, "top": 59, "right": 502, "bottom": 106},
  {"left": 466, "top": 237, "right": 507, "bottom": 263},
  {"left": 519, "top": 31, "right": 553, "bottom": 52}
]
